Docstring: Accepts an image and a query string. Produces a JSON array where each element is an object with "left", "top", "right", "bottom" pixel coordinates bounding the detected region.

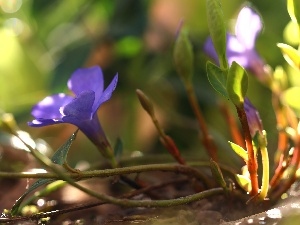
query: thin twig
[{"left": 185, "top": 83, "right": 218, "bottom": 161}]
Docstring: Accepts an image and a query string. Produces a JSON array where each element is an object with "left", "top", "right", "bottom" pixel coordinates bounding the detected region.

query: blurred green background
[{"left": 0, "top": 0, "right": 292, "bottom": 167}]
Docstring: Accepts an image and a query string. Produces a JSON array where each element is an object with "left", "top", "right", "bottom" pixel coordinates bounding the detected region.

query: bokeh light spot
[
  {"left": 0, "top": 0, "right": 22, "bottom": 13},
  {"left": 4, "top": 18, "right": 24, "bottom": 36}
]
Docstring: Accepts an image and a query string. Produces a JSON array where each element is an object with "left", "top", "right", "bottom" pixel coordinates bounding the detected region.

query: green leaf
[
  {"left": 235, "top": 174, "right": 252, "bottom": 193},
  {"left": 11, "top": 178, "right": 55, "bottom": 215},
  {"left": 206, "top": 62, "right": 228, "bottom": 98},
  {"left": 288, "top": 0, "right": 300, "bottom": 24},
  {"left": 283, "top": 21, "right": 300, "bottom": 46},
  {"left": 11, "top": 131, "right": 78, "bottom": 215},
  {"left": 281, "top": 87, "right": 300, "bottom": 116},
  {"left": 227, "top": 62, "right": 248, "bottom": 106},
  {"left": 210, "top": 159, "right": 227, "bottom": 190},
  {"left": 51, "top": 129, "right": 78, "bottom": 164},
  {"left": 277, "top": 43, "right": 300, "bottom": 70},
  {"left": 228, "top": 141, "right": 248, "bottom": 161},
  {"left": 206, "top": 0, "right": 228, "bottom": 70}
]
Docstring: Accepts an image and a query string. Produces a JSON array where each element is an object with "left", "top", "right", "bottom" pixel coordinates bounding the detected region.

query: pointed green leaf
[
  {"left": 11, "top": 131, "right": 78, "bottom": 215},
  {"left": 235, "top": 174, "right": 252, "bottom": 193},
  {"left": 281, "top": 87, "right": 300, "bottom": 116},
  {"left": 210, "top": 159, "right": 227, "bottom": 190},
  {"left": 11, "top": 178, "right": 55, "bottom": 215},
  {"left": 206, "top": 61, "right": 228, "bottom": 98},
  {"left": 277, "top": 43, "right": 300, "bottom": 70},
  {"left": 288, "top": 0, "right": 300, "bottom": 24},
  {"left": 51, "top": 130, "right": 78, "bottom": 164},
  {"left": 227, "top": 62, "right": 248, "bottom": 106},
  {"left": 228, "top": 141, "right": 248, "bottom": 161},
  {"left": 206, "top": 0, "right": 228, "bottom": 70}
]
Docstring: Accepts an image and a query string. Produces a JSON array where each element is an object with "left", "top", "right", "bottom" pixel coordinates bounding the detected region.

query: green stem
[
  {"left": 54, "top": 180, "right": 223, "bottom": 208},
  {"left": 105, "top": 145, "right": 119, "bottom": 168},
  {"left": 2, "top": 187, "right": 223, "bottom": 222},
  {"left": 0, "top": 161, "right": 237, "bottom": 181},
  {"left": 14, "top": 129, "right": 225, "bottom": 208},
  {"left": 0, "top": 163, "right": 214, "bottom": 188},
  {"left": 0, "top": 178, "right": 189, "bottom": 223}
]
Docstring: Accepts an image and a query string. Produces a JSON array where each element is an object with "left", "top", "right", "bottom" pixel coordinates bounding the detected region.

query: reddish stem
[
  {"left": 160, "top": 135, "right": 186, "bottom": 165},
  {"left": 271, "top": 142, "right": 299, "bottom": 201},
  {"left": 220, "top": 102, "right": 245, "bottom": 149},
  {"left": 236, "top": 106, "right": 259, "bottom": 196},
  {"left": 269, "top": 154, "right": 287, "bottom": 188},
  {"left": 272, "top": 93, "right": 289, "bottom": 165},
  {"left": 269, "top": 92, "right": 290, "bottom": 189},
  {"left": 185, "top": 83, "right": 218, "bottom": 161}
]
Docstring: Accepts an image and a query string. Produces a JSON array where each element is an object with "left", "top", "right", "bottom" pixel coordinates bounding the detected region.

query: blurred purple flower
[
  {"left": 204, "top": 6, "right": 266, "bottom": 79},
  {"left": 28, "top": 66, "right": 118, "bottom": 151},
  {"left": 244, "top": 98, "right": 263, "bottom": 137}
]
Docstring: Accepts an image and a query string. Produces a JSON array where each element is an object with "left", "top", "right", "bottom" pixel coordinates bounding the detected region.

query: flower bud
[
  {"left": 136, "top": 89, "right": 155, "bottom": 118},
  {"left": 0, "top": 113, "right": 19, "bottom": 134},
  {"left": 244, "top": 98, "right": 263, "bottom": 137},
  {"left": 173, "top": 27, "right": 194, "bottom": 84}
]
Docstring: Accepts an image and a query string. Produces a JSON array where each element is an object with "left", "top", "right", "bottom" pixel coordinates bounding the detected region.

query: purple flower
[
  {"left": 28, "top": 66, "right": 118, "bottom": 153},
  {"left": 204, "top": 6, "right": 266, "bottom": 80},
  {"left": 244, "top": 98, "right": 263, "bottom": 137}
]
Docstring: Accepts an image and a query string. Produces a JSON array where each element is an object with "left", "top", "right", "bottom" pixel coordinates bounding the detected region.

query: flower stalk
[
  {"left": 185, "top": 82, "right": 218, "bottom": 161},
  {"left": 174, "top": 24, "right": 218, "bottom": 161},
  {"left": 236, "top": 106, "right": 259, "bottom": 196},
  {"left": 136, "top": 89, "right": 186, "bottom": 164}
]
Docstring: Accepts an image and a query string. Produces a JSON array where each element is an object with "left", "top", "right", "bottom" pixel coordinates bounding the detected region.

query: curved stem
[
  {"left": 14, "top": 129, "right": 225, "bottom": 207},
  {"left": 271, "top": 137, "right": 300, "bottom": 201},
  {"left": 0, "top": 178, "right": 189, "bottom": 223},
  {"left": 0, "top": 161, "right": 237, "bottom": 184},
  {"left": 220, "top": 102, "right": 245, "bottom": 149},
  {"left": 1, "top": 187, "right": 224, "bottom": 223}
]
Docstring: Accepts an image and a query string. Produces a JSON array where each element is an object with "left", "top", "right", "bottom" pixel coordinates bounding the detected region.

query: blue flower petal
[
  {"left": 62, "top": 90, "right": 95, "bottom": 121},
  {"left": 227, "top": 34, "right": 246, "bottom": 54},
  {"left": 244, "top": 98, "right": 263, "bottom": 137},
  {"left": 203, "top": 37, "right": 219, "bottom": 63},
  {"left": 31, "top": 94, "right": 74, "bottom": 119},
  {"left": 29, "top": 66, "right": 119, "bottom": 154},
  {"left": 68, "top": 66, "right": 104, "bottom": 100},
  {"left": 235, "top": 6, "right": 262, "bottom": 50},
  {"left": 63, "top": 113, "right": 106, "bottom": 145},
  {"left": 204, "top": 6, "right": 263, "bottom": 74},
  {"left": 93, "top": 74, "right": 118, "bottom": 112},
  {"left": 204, "top": 34, "right": 248, "bottom": 67},
  {"left": 28, "top": 118, "right": 64, "bottom": 127}
]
